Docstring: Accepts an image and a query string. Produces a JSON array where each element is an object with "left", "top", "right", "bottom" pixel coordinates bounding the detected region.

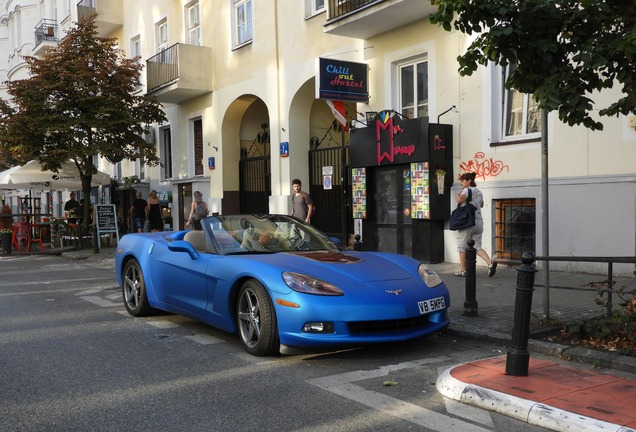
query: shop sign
[
  {"left": 349, "top": 111, "right": 429, "bottom": 167},
  {"left": 316, "top": 58, "right": 369, "bottom": 102}
]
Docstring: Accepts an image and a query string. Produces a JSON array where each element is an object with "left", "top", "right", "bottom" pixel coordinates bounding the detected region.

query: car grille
[{"left": 349, "top": 315, "right": 430, "bottom": 334}]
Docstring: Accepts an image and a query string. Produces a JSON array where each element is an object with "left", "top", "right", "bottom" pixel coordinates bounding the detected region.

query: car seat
[{"left": 184, "top": 230, "right": 207, "bottom": 252}]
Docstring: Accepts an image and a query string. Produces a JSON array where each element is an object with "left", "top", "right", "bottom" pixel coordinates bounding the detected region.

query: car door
[{"left": 153, "top": 251, "right": 209, "bottom": 319}]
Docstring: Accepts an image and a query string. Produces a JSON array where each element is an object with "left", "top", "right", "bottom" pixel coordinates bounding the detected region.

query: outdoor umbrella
[{"left": 0, "top": 160, "right": 111, "bottom": 190}]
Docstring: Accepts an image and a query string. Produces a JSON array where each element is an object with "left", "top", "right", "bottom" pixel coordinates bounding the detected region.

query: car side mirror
[{"left": 168, "top": 240, "right": 200, "bottom": 260}]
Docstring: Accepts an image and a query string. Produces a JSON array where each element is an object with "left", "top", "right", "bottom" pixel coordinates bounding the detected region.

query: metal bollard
[
  {"left": 463, "top": 239, "right": 478, "bottom": 316},
  {"left": 506, "top": 252, "right": 537, "bottom": 376},
  {"left": 353, "top": 234, "right": 362, "bottom": 251},
  {"left": 93, "top": 225, "right": 99, "bottom": 253}
]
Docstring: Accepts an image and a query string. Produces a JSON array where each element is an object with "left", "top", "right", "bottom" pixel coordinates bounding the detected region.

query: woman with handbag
[{"left": 454, "top": 172, "right": 497, "bottom": 277}]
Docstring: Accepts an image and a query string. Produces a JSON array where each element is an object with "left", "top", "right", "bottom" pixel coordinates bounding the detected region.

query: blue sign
[
  {"left": 280, "top": 142, "right": 289, "bottom": 158},
  {"left": 208, "top": 157, "right": 215, "bottom": 170}
]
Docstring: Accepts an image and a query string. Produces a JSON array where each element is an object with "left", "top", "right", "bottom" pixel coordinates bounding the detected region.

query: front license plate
[{"left": 417, "top": 297, "right": 446, "bottom": 314}]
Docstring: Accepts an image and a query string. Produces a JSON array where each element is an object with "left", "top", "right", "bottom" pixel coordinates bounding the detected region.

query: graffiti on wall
[{"left": 459, "top": 152, "right": 509, "bottom": 180}]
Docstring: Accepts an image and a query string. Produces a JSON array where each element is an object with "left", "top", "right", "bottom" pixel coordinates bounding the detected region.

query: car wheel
[
  {"left": 236, "top": 279, "right": 279, "bottom": 356},
  {"left": 122, "top": 259, "right": 153, "bottom": 316}
]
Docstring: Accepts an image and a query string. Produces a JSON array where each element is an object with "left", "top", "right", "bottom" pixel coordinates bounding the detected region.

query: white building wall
[{"left": 0, "top": 1, "right": 634, "bottom": 273}]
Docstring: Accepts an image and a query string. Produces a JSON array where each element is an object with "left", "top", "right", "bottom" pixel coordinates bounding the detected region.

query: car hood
[{"left": 257, "top": 250, "right": 415, "bottom": 283}]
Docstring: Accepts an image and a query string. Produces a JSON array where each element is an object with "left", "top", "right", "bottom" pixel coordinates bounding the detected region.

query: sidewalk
[
  {"left": 429, "top": 261, "right": 636, "bottom": 432},
  {"left": 12, "top": 246, "right": 636, "bottom": 431}
]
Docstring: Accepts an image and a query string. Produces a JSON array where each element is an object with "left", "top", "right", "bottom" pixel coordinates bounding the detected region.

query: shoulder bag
[{"left": 449, "top": 188, "right": 477, "bottom": 231}]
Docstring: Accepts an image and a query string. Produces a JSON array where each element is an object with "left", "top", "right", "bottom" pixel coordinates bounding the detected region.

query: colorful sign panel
[
  {"left": 410, "top": 162, "right": 430, "bottom": 219},
  {"left": 317, "top": 58, "right": 369, "bottom": 102},
  {"left": 351, "top": 167, "right": 367, "bottom": 219}
]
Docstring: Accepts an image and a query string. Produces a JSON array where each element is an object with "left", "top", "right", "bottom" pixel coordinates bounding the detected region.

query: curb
[
  {"left": 443, "top": 327, "right": 636, "bottom": 375},
  {"left": 435, "top": 365, "right": 628, "bottom": 432}
]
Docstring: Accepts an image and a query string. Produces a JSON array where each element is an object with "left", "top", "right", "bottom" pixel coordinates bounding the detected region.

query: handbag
[{"left": 449, "top": 188, "right": 477, "bottom": 231}]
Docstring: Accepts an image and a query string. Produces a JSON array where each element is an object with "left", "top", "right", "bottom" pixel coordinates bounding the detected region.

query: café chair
[
  {"left": 27, "top": 224, "right": 45, "bottom": 252},
  {"left": 11, "top": 221, "right": 29, "bottom": 252}
]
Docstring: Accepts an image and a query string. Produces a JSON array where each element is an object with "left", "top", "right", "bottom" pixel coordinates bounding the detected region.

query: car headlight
[
  {"left": 418, "top": 264, "right": 443, "bottom": 287},
  {"left": 282, "top": 272, "right": 344, "bottom": 296}
]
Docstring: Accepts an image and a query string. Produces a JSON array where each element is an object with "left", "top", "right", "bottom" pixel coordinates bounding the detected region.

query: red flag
[{"left": 326, "top": 100, "right": 349, "bottom": 131}]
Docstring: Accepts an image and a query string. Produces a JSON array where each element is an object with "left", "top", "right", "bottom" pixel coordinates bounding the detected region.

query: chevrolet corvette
[{"left": 115, "top": 214, "right": 450, "bottom": 356}]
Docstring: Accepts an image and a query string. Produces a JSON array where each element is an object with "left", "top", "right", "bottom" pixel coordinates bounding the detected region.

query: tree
[
  {"left": 0, "top": 15, "right": 166, "bottom": 226},
  {"left": 429, "top": 0, "right": 636, "bottom": 131}
]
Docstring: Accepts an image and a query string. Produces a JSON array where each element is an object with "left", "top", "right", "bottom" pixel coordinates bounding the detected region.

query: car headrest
[{"left": 184, "top": 230, "right": 207, "bottom": 252}]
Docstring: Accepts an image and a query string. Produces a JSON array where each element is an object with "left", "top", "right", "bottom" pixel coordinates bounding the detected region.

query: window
[
  {"left": 399, "top": 58, "right": 428, "bottom": 119},
  {"left": 187, "top": 2, "right": 201, "bottom": 46},
  {"left": 136, "top": 159, "right": 146, "bottom": 180},
  {"left": 114, "top": 162, "right": 122, "bottom": 180},
  {"left": 304, "top": 0, "right": 325, "bottom": 18},
  {"left": 193, "top": 119, "right": 203, "bottom": 176},
  {"left": 162, "top": 128, "right": 173, "bottom": 180},
  {"left": 495, "top": 65, "right": 541, "bottom": 143},
  {"left": 233, "top": 0, "right": 253, "bottom": 47},
  {"left": 494, "top": 199, "right": 536, "bottom": 260},
  {"left": 130, "top": 35, "right": 141, "bottom": 59},
  {"left": 157, "top": 20, "right": 168, "bottom": 52}
]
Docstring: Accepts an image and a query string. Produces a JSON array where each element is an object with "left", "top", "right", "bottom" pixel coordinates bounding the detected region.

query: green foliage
[
  {"left": 0, "top": 15, "right": 166, "bottom": 227},
  {"left": 561, "top": 282, "right": 636, "bottom": 355},
  {"left": 429, "top": 0, "right": 636, "bottom": 131}
]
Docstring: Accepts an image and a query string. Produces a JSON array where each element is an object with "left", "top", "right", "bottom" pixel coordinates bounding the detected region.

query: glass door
[{"left": 374, "top": 165, "right": 412, "bottom": 255}]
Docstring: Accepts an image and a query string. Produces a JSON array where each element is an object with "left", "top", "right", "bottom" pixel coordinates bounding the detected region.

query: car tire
[
  {"left": 122, "top": 259, "right": 153, "bottom": 317},
  {"left": 236, "top": 279, "right": 279, "bottom": 356}
]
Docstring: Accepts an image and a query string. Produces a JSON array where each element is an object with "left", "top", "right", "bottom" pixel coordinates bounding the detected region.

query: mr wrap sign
[
  {"left": 349, "top": 111, "right": 429, "bottom": 167},
  {"left": 317, "top": 58, "right": 369, "bottom": 102}
]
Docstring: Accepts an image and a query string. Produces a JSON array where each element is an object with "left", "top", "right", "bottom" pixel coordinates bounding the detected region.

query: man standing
[
  {"left": 129, "top": 191, "right": 148, "bottom": 233},
  {"left": 290, "top": 179, "right": 313, "bottom": 224},
  {"left": 64, "top": 192, "right": 80, "bottom": 224}
]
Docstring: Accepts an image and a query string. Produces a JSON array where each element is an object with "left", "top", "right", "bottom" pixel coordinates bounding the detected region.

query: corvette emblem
[{"left": 385, "top": 289, "right": 403, "bottom": 295}]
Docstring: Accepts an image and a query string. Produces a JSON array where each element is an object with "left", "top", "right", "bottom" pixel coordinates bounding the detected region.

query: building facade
[{"left": 1, "top": 0, "right": 634, "bottom": 275}]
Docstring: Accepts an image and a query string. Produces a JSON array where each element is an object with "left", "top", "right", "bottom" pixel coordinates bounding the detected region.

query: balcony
[
  {"left": 77, "top": 0, "right": 123, "bottom": 37},
  {"left": 146, "top": 43, "right": 213, "bottom": 104},
  {"left": 324, "top": 0, "right": 437, "bottom": 39},
  {"left": 33, "top": 19, "right": 58, "bottom": 57}
]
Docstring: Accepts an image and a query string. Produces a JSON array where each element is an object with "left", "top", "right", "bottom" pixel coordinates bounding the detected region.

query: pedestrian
[
  {"left": 185, "top": 191, "right": 208, "bottom": 231},
  {"left": 64, "top": 192, "right": 80, "bottom": 224},
  {"left": 290, "top": 179, "right": 314, "bottom": 224},
  {"left": 146, "top": 190, "right": 164, "bottom": 232},
  {"left": 129, "top": 191, "right": 148, "bottom": 233},
  {"left": 454, "top": 172, "right": 497, "bottom": 277}
]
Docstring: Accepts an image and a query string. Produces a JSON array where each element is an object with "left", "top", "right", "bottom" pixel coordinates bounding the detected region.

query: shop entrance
[{"left": 374, "top": 164, "right": 412, "bottom": 255}]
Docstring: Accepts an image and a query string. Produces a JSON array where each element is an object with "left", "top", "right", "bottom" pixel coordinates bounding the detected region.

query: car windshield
[{"left": 201, "top": 214, "right": 340, "bottom": 255}]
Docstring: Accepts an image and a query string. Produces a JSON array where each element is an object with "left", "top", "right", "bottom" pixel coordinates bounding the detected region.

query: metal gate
[
  {"left": 239, "top": 155, "right": 271, "bottom": 214},
  {"left": 309, "top": 145, "right": 352, "bottom": 242}
]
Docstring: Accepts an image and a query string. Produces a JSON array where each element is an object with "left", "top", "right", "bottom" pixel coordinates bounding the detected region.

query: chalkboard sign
[{"left": 95, "top": 204, "right": 119, "bottom": 248}]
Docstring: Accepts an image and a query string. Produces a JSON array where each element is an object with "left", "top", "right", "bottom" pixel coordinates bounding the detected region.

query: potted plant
[
  {"left": 1, "top": 204, "right": 13, "bottom": 255},
  {"left": 435, "top": 169, "right": 446, "bottom": 194}
]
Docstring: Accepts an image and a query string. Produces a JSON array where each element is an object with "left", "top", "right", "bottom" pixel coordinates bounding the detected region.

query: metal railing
[
  {"left": 34, "top": 19, "right": 58, "bottom": 48},
  {"left": 146, "top": 44, "right": 179, "bottom": 93},
  {"left": 327, "top": 0, "right": 380, "bottom": 20},
  {"left": 534, "top": 256, "right": 636, "bottom": 315},
  {"left": 77, "top": 0, "right": 97, "bottom": 20}
]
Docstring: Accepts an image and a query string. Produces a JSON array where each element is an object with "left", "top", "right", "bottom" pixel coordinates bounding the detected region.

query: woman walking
[
  {"left": 146, "top": 190, "right": 164, "bottom": 232},
  {"left": 455, "top": 172, "right": 496, "bottom": 278}
]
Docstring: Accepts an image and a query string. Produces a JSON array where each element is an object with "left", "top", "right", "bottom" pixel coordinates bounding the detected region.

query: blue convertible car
[{"left": 116, "top": 214, "right": 450, "bottom": 356}]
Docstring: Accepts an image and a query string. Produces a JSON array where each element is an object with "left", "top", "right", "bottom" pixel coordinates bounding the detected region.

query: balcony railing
[
  {"left": 147, "top": 44, "right": 180, "bottom": 93},
  {"left": 77, "top": 0, "right": 122, "bottom": 36},
  {"left": 327, "top": 0, "right": 379, "bottom": 20},
  {"left": 325, "top": 0, "right": 436, "bottom": 39},
  {"left": 77, "top": 0, "right": 96, "bottom": 19},
  {"left": 34, "top": 19, "right": 58, "bottom": 48},
  {"left": 146, "top": 43, "right": 213, "bottom": 104}
]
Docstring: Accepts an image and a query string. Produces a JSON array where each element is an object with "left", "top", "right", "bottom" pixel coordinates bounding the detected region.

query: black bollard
[
  {"left": 463, "top": 239, "right": 478, "bottom": 316},
  {"left": 506, "top": 252, "right": 537, "bottom": 376},
  {"left": 93, "top": 225, "right": 99, "bottom": 253},
  {"left": 353, "top": 234, "right": 362, "bottom": 251}
]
